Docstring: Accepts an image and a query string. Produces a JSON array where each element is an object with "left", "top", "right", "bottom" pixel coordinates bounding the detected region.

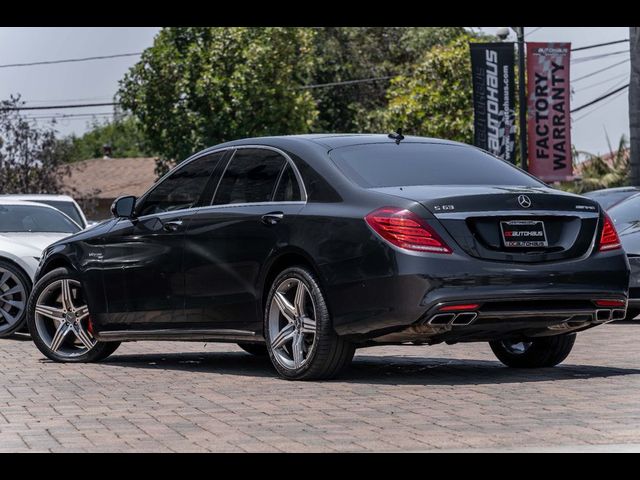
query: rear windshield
[
  {"left": 0, "top": 205, "right": 81, "bottom": 233},
  {"left": 329, "top": 143, "right": 543, "bottom": 188}
]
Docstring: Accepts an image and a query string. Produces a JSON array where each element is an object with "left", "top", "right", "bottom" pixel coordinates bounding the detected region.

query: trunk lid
[{"left": 373, "top": 185, "right": 602, "bottom": 263}]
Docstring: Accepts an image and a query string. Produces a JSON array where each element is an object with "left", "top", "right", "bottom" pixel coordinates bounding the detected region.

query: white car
[
  {"left": 0, "top": 194, "right": 88, "bottom": 229},
  {"left": 0, "top": 200, "right": 82, "bottom": 337}
]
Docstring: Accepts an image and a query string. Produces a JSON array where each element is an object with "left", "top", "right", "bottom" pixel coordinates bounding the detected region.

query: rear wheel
[
  {"left": 237, "top": 342, "right": 268, "bottom": 356},
  {"left": 27, "top": 267, "right": 120, "bottom": 363},
  {"left": 490, "top": 334, "right": 576, "bottom": 368},
  {"left": 264, "top": 266, "right": 354, "bottom": 380},
  {"left": 0, "top": 260, "right": 31, "bottom": 338}
]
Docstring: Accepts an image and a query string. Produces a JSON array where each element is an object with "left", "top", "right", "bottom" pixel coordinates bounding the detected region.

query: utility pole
[
  {"left": 514, "top": 27, "right": 528, "bottom": 172},
  {"left": 630, "top": 28, "right": 640, "bottom": 186}
]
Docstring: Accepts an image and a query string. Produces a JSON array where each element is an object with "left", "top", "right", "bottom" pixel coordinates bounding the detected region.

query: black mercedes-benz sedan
[{"left": 26, "top": 134, "right": 629, "bottom": 380}]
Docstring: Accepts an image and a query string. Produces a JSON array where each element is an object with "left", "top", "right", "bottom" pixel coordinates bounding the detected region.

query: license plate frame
[{"left": 500, "top": 220, "right": 548, "bottom": 248}]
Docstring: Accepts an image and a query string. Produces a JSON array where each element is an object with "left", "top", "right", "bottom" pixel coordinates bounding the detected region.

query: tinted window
[
  {"left": 274, "top": 164, "right": 302, "bottom": 202},
  {"left": 139, "top": 152, "right": 223, "bottom": 216},
  {"left": 35, "top": 200, "right": 84, "bottom": 226},
  {"left": 609, "top": 194, "right": 640, "bottom": 226},
  {"left": 213, "top": 149, "right": 285, "bottom": 205},
  {"left": 329, "top": 143, "right": 543, "bottom": 188},
  {"left": 0, "top": 205, "right": 81, "bottom": 233}
]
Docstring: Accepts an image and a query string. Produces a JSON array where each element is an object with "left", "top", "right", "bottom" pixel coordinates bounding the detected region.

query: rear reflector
[
  {"left": 598, "top": 213, "right": 621, "bottom": 252},
  {"left": 439, "top": 303, "right": 481, "bottom": 312},
  {"left": 365, "top": 207, "right": 452, "bottom": 254},
  {"left": 594, "top": 299, "right": 626, "bottom": 308}
]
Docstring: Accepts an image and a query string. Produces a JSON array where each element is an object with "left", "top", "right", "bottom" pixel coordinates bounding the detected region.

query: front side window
[
  {"left": 213, "top": 149, "right": 286, "bottom": 205},
  {"left": 0, "top": 205, "right": 81, "bottom": 233},
  {"left": 139, "top": 151, "right": 224, "bottom": 216}
]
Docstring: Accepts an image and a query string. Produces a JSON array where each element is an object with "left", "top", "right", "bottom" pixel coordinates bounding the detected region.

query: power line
[
  {"left": 572, "top": 49, "right": 630, "bottom": 64},
  {"left": 571, "top": 83, "right": 629, "bottom": 113},
  {"left": 298, "top": 75, "right": 395, "bottom": 90},
  {"left": 575, "top": 71, "right": 630, "bottom": 92},
  {"left": 574, "top": 88, "right": 627, "bottom": 123},
  {"left": 572, "top": 39, "right": 630, "bottom": 52},
  {"left": 572, "top": 58, "right": 630, "bottom": 83},
  {"left": 525, "top": 27, "right": 543, "bottom": 37},
  {"left": 0, "top": 102, "right": 117, "bottom": 112},
  {"left": 0, "top": 52, "right": 142, "bottom": 69}
]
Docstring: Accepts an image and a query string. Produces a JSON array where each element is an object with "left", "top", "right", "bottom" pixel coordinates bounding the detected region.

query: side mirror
[{"left": 111, "top": 195, "right": 137, "bottom": 219}]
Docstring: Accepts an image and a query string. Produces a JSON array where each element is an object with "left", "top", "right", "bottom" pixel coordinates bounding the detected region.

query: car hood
[{"left": 0, "top": 232, "right": 73, "bottom": 257}]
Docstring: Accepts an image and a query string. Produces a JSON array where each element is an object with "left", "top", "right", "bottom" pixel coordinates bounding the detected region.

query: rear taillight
[
  {"left": 365, "top": 207, "right": 452, "bottom": 254},
  {"left": 598, "top": 213, "right": 621, "bottom": 252},
  {"left": 594, "top": 299, "right": 626, "bottom": 308}
]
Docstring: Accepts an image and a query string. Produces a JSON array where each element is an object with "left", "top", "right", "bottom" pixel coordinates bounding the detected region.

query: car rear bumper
[{"left": 325, "top": 249, "right": 629, "bottom": 342}]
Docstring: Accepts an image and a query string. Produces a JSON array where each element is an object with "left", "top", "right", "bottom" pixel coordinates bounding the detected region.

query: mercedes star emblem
[{"left": 517, "top": 195, "right": 532, "bottom": 208}]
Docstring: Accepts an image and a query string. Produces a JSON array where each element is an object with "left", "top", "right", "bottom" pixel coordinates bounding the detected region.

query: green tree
[
  {"left": 365, "top": 34, "right": 477, "bottom": 142},
  {"left": 310, "top": 27, "right": 468, "bottom": 132},
  {"left": 118, "top": 27, "right": 317, "bottom": 175},
  {"left": 559, "top": 135, "right": 629, "bottom": 193},
  {"left": 0, "top": 95, "right": 71, "bottom": 194},
  {"left": 64, "top": 116, "right": 155, "bottom": 162}
]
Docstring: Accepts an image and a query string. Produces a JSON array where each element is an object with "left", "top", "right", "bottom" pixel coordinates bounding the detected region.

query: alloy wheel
[
  {"left": 33, "top": 279, "right": 96, "bottom": 357},
  {"left": 0, "top": 267, "right": 27, "bottom": 334},
  {"left": 268, "top": 277, "right": 317, "bottom": 370}
]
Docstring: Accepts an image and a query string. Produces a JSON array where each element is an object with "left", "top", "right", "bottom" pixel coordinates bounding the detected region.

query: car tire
[
  {"left": 624, "top": 308, "right": 640, "bottom": 321},
  {"left": 264, "top": 266, "right": 354, "bottom": 380},
  {"left": 237, "top": 342, "right": 268, "bottom": 356},
  {"left": 27, "top": 267, "right": 120, "bottom": 363},
  {"left": 0, "top": 259, "right": 31, "bottom": 338},
  {"left": 489, "top": 334, "right": 576, "bottom": 368}
]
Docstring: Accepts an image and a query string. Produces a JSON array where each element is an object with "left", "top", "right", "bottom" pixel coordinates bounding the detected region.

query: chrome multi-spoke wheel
[
  {"left": 28, "top": 268, "right": 120, "bottom": 363},
  {"left": 264, "top": 267, "right": 355, "bottom": 380},
  {"left": 0, "top": 263, "right": 29, "bottom": 337},
  {"left": 33, "top": 278, "right": 96, "bottom": 357},
  {"left": 268, "top": 277, "right": 317, "bottom": 370}
]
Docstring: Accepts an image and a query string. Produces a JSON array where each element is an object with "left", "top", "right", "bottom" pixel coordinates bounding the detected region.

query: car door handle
[
  {"left": 162, "top": 219, "right": 184, "bottom": 232},
  {"left": 261, "top": 212, "right": 284, "bottom": 225}
]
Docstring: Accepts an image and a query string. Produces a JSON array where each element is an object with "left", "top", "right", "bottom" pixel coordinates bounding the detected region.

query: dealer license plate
[{"left": 500, "top": 220, "right": 548, "bottom": 248}]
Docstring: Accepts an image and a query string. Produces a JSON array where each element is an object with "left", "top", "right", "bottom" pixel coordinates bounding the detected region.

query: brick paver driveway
[{"left": 1, "top": 325, "right": 640, "bottom": 452}]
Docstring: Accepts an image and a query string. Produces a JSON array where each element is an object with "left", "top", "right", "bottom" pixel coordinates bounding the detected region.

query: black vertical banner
[{"left": 470, "top": 42, "right": 516, "bottom": 163}]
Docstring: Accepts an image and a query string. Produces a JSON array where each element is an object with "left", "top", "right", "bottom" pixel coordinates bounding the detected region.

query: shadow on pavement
[{"left": 99, "top": 350, "right": 640, "bottom": 385}]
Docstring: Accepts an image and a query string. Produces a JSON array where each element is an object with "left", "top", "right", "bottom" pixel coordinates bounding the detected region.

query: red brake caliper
[{"left": 87, "top": 316, "right": 94, "bottom": 335}]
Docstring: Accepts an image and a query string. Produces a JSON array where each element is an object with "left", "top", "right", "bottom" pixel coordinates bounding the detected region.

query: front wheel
[
  {"left": 27, "top": 267, "right": 120, "bottom": 363},
  {"left": 264, "top": 266, "right": 354, "bottom": 380},
  {"left": 0, "top": 260, "right": 31, "bottom": 338},
  {"left": 490, "top": 334, "right": 576, "bottom": 368}
]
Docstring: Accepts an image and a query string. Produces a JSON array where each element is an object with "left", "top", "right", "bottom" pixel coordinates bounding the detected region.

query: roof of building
[{"left": 61, "top": 157, "right": 159, "bottom": 199}]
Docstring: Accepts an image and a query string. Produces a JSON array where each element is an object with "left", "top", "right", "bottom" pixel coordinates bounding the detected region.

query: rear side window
[
  {"left": 213, "top": 149, "right": 286, "bottom": 205},
  {"left": 329, "top": 143, "right": 543, "bottom": 188},
  {"left": 274, "top": 164, "right": 302, "bottom": 202}
]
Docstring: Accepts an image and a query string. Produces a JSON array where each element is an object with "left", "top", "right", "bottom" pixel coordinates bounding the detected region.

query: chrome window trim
[
  {"left": 132, "top": 144, "right": 307, "bottom": 223},
  {"left": 131, "top": 201, "right": 307, "bottom": 223}
]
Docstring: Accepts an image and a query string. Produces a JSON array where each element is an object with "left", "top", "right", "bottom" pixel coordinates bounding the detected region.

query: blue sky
[{"left": 0, "top": 27, "right": 631, "bottom": 156}]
